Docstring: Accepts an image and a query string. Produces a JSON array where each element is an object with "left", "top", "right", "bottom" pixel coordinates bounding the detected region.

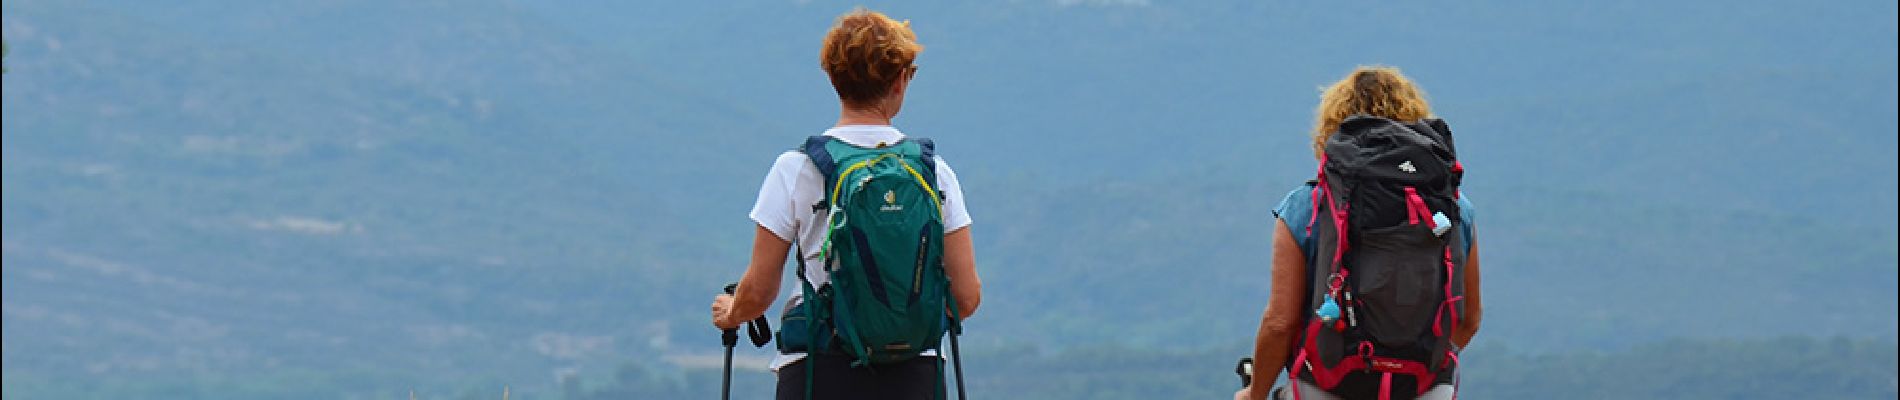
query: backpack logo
[
  {"left": 1398, "top": 160, "right": 1417, "bottom": 173},
  {"left": 880, "top": 190, "right": 903, "bottom": 212}
]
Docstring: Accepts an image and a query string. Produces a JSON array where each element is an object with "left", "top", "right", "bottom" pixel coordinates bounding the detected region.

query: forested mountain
[{"left": 3, "top": 1, "right": 1894, "bottom": 398}]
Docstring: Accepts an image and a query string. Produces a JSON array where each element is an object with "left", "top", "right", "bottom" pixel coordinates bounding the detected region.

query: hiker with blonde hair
[{"left": 1237, "top": 66, "right": 1485, "bottom": 400}]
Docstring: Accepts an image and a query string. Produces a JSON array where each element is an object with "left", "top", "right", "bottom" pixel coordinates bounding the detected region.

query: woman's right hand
[
  {"left": 1234, "top": 385, "right": 1266, "bottom": 400},
  {"left": 710, "top": 293, "right": 740, "bottom": 330}
]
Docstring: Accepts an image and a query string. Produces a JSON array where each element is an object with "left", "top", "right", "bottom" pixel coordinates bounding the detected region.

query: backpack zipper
[{"left": 913, "top": 234, "right": 928, "bottom": 296}]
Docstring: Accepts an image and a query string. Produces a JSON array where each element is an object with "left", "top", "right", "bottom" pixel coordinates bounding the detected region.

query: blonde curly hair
[
  {"left": 1312, "top": 66, "right": 1433, "bottom": 157},
  {"left": 820, "top": 8, "right": 923, "bottom": 107}
]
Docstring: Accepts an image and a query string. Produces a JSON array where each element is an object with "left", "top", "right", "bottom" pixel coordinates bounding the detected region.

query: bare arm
[
  {"left": 1452, "top": 242, "right": 1482, "bottom": 349},
  {"left": 943, "top": 226, "right": 981, "bottom": 319},
  {"left": 1241, "top": 219, "right": 1310, "bottom": 400},
  {"left": 713, "top": 225, "right": 791, "bottom": 329}
]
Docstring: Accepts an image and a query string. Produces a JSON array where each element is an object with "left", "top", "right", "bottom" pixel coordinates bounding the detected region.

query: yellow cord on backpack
[
  {"left": 816, "top": 151, "right": 945, "bottom": 262},
  {"left": 819, "top": 154, "right": 889, "bottom": 262},
  {"left": 895, "top": 160, "right": 943, "bottom": 219}
]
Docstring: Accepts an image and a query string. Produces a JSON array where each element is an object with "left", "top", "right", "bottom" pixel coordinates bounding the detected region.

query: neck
[{"left": 836, "top": 104, "right": 893, "bottom": 127}]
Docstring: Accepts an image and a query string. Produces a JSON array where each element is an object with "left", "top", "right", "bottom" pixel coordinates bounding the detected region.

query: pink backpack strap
[{"left": 1378, "top": 372, "right": 1393, "bottom": 400}]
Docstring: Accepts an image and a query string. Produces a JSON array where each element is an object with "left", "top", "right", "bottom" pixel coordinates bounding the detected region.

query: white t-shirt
[{"left": 747, "top": 125, "right": 972, "bottom": 370}]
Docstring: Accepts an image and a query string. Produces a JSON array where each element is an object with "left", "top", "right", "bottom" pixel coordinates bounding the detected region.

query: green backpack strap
[
  {"left": 793, "top": 241, "right": 820, "bottom": 400},
  {"left": 794, "top": 136, "right": 835, "bottom": 400}
]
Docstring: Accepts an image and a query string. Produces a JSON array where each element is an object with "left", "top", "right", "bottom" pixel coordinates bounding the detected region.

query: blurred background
[{"left": 2, "top": 1, "right": 1895, "bottom": 399}]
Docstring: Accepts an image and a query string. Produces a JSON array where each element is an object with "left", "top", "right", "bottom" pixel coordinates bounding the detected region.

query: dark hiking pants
[{"left": 775, "top": 353, "right": 944, "bottom": 400}]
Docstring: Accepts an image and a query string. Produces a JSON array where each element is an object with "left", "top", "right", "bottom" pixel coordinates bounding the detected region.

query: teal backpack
[{"left": 780, "top": 135, "right": 960, "bottom": 373}]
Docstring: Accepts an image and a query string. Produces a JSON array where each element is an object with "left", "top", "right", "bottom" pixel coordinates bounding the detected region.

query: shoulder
[
  {"left": 928, "top": 154, "right": 965, "bottom": 196},
  {"left": 1272, "top": 183, "right": 1317, "bottom": 219},
  {"left": 1286, "top": 183, "right": 1316, "bottom": 198},
  {"left": 763, "top": 151, "right": 823, "bottom": 194},
  {"left": 912, "top": 137, "right": 956, "bottom": 179},
  {"left": 1274, "top": 183, "right": 1319, "bottom": 249},
  {"left": 1455, "top": 192, "right": 1477, "bottom": 222},
  {"left": 930, "top": 154, "right": 956, "bottom": 173},
  {"left": 770, "top": 151, "right": 815, "bottom": 173}
]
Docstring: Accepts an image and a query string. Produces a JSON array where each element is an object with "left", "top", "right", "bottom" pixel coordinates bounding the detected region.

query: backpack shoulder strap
[
  {"left": 802, "top": 135, "right": 839, "bottom": 181},
  {"left": 801, "top": 136, "right": 839, "bottom": 212},
  {"left": 1286, "top": 180, "right": 1319, "bottom": 251},
  {"left": 1423, "top": 118, "right": 1455, "bottom": 157},
  {"left": 913, "top": 137, "right": 935, "bottom": 167},
  {"left": 909, "top": 137, "right": 942, "bottom": 194}
]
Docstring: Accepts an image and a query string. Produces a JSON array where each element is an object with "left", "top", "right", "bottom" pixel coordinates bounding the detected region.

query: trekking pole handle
[
  {"left": 720, "top": 284, "right": 740, "bottom": 348},
  {"left": 1237, "top": 357, "right": 1254, "bottom": 388},
  {"left": 722, "top": 283, "right": 774, "bottom": 348}
]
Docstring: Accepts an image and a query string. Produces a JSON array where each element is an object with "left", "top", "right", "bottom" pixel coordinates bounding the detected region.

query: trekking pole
[
  {"left": 949, "top": 322, "right": 968, "bottom": 400},
  {"left": 718, "top": 283, "right": 775, "bottom": 400},
  {"left": 720, "top": 283, "right": 741, "bottom": 400}
]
